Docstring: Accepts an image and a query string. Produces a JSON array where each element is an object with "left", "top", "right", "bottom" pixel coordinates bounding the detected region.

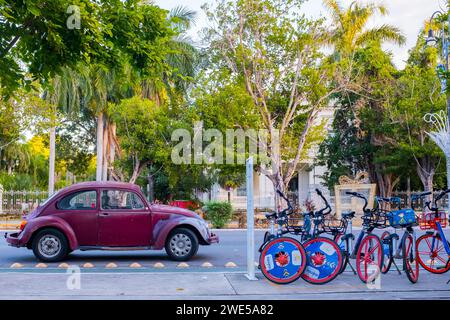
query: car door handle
[{"left": 100, "top": 213, "right": 109, "bottom": 217}]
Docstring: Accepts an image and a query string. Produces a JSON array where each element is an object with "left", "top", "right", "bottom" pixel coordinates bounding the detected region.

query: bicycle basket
[
  {"left": 386, "top": 209, "right": 417, "bottom": 228},
  {"left": 418, "top": 212, "right": 447, "bottom": 230},
  {"left": 319, "top": 216, "right": 347, "bottom": 234},
  {"left": 362, "top": 209, "right": 389, "bottom": 228}
]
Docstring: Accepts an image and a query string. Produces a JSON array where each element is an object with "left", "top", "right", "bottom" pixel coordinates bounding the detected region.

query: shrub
[{"left": 203, "top": 201, "right": 233, "bottom": 228}]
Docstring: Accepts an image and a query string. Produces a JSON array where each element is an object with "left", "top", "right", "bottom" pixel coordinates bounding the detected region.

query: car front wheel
[
  {"left": 165, "top": 228, "right": 199, "bottom": 261},
  {"left": 32, "top": 229, "right": 69, "bottom": 262}
]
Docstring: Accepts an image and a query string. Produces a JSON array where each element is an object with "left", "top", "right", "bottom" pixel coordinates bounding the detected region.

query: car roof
[{"left": 59, "top": 181, "right": 141, "bottom": 193}]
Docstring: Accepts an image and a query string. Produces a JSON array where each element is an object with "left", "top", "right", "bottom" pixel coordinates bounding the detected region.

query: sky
[{"left": 154, "top": 0, "right": 445, "bottom": 69}]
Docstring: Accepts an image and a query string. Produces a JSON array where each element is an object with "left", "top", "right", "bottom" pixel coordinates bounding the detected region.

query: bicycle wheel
[
  {"left": 417, "top": 233, "right": 450, "bottom": 274},
  {"left": 380, "top": 231, "right": 393, "bottom": 274},
  {"left": 402, "top": 233, "right": 419, "bottom": 283},
  {"left": 356, "top": 234, "right": 383, "bottom": 283},
  {"left": 334, "top": 233, "right": 348, "bottom": 274},
  {"left": 259, "top": 237, "right": 307, "bottom": 284},
  {"left": 301, "top": 237, "right": 343, "bottom": 285}
]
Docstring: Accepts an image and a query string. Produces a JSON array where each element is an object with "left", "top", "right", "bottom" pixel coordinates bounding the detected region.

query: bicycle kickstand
[
  {"left": 348, "top": 261, "right": 357, "bottom": 275},
  {"left": 392, "top": 259, "right": 402, "bottom": 275}
]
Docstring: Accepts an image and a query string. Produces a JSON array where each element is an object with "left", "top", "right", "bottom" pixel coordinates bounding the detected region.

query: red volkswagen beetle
[{"left": 5, "top": 181, "right": 218, "bottom": 262}]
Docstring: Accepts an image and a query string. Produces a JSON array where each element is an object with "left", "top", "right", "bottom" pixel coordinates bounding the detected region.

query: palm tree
[
  {"left": 44, "top": 66, "right": 91, "bottom": 194},
  {"left": 141, "top": 5, "right": 199, "bottom": 104},
  {"left": 324, "top": 0, "right": 406, "bottom": 57}
]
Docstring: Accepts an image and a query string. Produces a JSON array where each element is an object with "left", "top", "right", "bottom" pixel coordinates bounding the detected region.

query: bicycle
[
  {"left": 416, "top": 189, "right": 450, "bottom": 274},
  {"left": 258, "top": 190, "right": 308, "bottom": 284},
  {"left": 315, "top": 205, "right": 357, "bottom": 275},
  {"left": 259, "top": 189, "right": 343, "bottom": 285},
  {"left": 379, "top": 195, "right": 421, "bottom": 283},
  {"left": 300, "top": 189, "right": 344, "bottom": 284},
  {"left": 338, "top": 192, "right": 388, "bottom": 284}
]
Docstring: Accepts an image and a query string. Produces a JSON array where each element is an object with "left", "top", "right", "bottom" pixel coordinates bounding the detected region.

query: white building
[{"left": 199, "top": 107, "right": 335, "bottom": 210}]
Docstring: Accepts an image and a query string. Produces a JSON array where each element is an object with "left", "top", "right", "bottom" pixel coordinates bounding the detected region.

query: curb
[{"left": 7, "top": 261, "right": 240, "bottom": 270}]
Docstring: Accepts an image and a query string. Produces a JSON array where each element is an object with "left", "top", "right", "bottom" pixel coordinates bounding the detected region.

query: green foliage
[
  {"left": 203, "top": 201, "right": 233, "bottom": 228},
  {"left": 0, "top": 172, "right": 33, "bottom": 190},
  {"left": 0, "top": 0, "right": 175, "bottom": 96}
]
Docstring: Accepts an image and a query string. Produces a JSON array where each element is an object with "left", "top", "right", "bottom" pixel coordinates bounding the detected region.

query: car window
[
  {"left": 58, "top": 190, "right": 97, "bottom": 210},
  {"left": 40, "top": 190, "right": 61, "bottom": 207},
  {"left": 101, "top": 190, "right": 145, "bottom": 210}
]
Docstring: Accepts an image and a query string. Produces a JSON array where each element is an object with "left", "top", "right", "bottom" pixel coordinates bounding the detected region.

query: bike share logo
[
  {"left": 274, "top": 252, "right": 290, "bottom": 267},
  {"left": 310, "top": 252, "right": 326, "bottom": 267}
]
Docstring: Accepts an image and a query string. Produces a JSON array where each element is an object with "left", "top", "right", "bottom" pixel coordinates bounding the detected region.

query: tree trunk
[
  {"left": 96, "top": 113, "right": 104, "bottom": 182},
  {"left": 374, "top": 164, "right": 400, "bottom": 210},
  {"left": 109, "top": 123, "right": 116, "bottom": 180},
  {"left": 147, "top": 173, "right": 154, "bottom": 203},
  {"left": 416, "top": 156, "right": 435, "bottom": 202},
  {"left": 406, "top": 177, "right": 411, "bottom": 208},
  {"left": 102, "top": 119, "right": 109, "bottom": 181},
  {"left": 48, "top": 126, "right": 56, "bottom": 195}
]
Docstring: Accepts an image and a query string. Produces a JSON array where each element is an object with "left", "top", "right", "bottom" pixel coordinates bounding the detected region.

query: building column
[{"left": 298, "top": 169, "right": 310, "bottom": 208}]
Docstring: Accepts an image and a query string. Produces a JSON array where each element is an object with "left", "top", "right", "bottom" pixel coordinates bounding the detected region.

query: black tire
[
  {"left": 165, "top": 228, "right": 199, "bottom": 261},
  {"left": 31, "top": 228, "right": 69, "bottom": 262},
  {"left": 380, "top": 231, "right": 393, "bottom": 274}
]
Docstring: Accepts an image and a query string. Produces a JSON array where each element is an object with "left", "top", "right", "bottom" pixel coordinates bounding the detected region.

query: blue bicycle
[{"left": 416, "top": 189, "right": 450, "bottom": 274}]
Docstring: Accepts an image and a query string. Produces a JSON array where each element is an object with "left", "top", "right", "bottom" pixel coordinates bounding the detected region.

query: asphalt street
[{"left": 0, "top": 230, "right": 267, "bottom": 271}]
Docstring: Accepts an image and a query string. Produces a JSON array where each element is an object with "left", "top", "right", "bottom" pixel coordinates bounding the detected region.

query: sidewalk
[{"left": 0, "top": 271, "right": 449, "bottom": 299}]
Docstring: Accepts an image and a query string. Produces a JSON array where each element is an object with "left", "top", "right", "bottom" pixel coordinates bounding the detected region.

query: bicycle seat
[
  {"left": 265, "top": 212, "right": 277, "bottom": 219},
  {"left": 342, "top": 211, "right": 355, "bottom": 219}
]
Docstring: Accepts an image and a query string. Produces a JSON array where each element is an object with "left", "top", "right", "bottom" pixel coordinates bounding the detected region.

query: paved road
[
  {"left": 1, "top": 228, "right": 450, "bottom": 271},
  {"left": 0, "top": 230, "right": 267, "bottom": 270}
]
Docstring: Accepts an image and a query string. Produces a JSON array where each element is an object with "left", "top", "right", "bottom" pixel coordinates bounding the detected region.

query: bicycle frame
[
  {"left": 431, "top": 221, "right": 450, "bottom": 255},
  {"left": 390, "top": 227, "right": 415, "bottom": 258}
]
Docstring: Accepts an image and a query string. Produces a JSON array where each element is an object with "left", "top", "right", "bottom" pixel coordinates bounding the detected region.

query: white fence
[{"left": 1, "top": 190, "right": 50, "bottom": 216}]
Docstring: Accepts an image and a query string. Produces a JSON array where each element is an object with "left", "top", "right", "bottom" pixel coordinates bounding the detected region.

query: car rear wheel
[
  {"left": 32, "top": 229, "right": 69, "bottom": 262},
  {"left": 165, "top": 228, "right": 199, "bottom": 261}
]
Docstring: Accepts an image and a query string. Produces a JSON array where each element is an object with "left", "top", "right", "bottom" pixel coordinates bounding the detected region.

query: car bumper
[
  {"left": 5, "top": 232, "right": 24, "bottom": 247},
  {"left": 207, "top": 232, "right": 219, "bottom": 244}
]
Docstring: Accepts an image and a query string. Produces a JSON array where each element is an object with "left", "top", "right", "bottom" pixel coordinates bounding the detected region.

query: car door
[
  {"left": 97, "top": 188, "right": 152, "bottom": 247},
  {"left": 55, "top": 189, "right": 99, "bottom": 246}
]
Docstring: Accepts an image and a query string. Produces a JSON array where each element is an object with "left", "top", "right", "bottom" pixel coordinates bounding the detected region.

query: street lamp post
[{"left": 426, "top": 10, "right": 450, "bottom": 210}]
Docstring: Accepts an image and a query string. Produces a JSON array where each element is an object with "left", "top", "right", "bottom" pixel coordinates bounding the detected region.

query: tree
[
  {"left": 317, "top": 0, "right": 406, "bottom": 196},
  {"left": 324, "top": 0, "right": 405, "bottom": 58},
  {"left": 391, "top": 36, "right": 445, "bottom": 194},
  {"left": 0, "top": 0, "right": 106, "bottom": 95},
  {"left": 318, "top": 42, "right": 407, "bottom": 197},
  {"left": 201, "top": 0, "right": 345, "bottom": 207}
]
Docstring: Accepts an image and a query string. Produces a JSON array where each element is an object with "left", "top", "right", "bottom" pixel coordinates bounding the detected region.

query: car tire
[
  {"left": 165, "top": 228, "right": 199, "bottom": 261},
  {"left": 32, "top": 228, "right": 69, "bottom": 262}
]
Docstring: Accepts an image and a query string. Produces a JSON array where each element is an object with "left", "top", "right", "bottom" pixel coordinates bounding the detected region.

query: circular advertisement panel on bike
[
  {"left": 301, "top": 237, "right": 343, "bottom": 284},
  {"left": 259, "top": 237, "right": 306, "bottom": 284}
]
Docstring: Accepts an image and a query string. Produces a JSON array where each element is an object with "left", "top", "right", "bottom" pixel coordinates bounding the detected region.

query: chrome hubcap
[
  {"left": 38, "top": 235, "right": 61, "bottom": 258},
  {"left": 170, "top": 234, "right": 192, "bottom": 257}
]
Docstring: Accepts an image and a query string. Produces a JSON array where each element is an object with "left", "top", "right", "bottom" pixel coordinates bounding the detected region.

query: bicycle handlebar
[
  {"left": 435, "top": 189, "right": 450, "bottom": 202},
  {"left": 315, "top": 189, "right": 332, "bottom": 215},
  {"left": 275, "top": 189, "right": 293, "bottom": 216},
  {"left": 345, "top": 191, "right": 369, "bottom": 212}
]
